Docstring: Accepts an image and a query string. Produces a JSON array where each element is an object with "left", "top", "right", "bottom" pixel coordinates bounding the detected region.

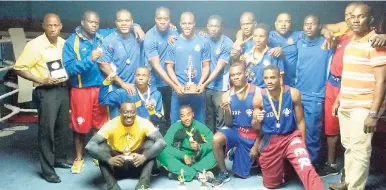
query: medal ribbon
[
  {"left": 266, "top": 86, "right": 283, "bottom": 123},
  {"left": 137, "top": 86, "right": 151, "bottom": 103}
]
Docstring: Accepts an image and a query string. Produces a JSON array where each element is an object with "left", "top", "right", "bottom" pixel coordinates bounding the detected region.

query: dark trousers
[
  {"left": 157, "top": 86, "right": 172, "bottom": 122},
  {"left": 98, "top": 140, "right": 155, "bottom": 190},
  {"left": 34, "top": 85, "right": 70, "bottom": 175},
  {"left": 205, "top": 89, "right": 225, "bottom": 132}
]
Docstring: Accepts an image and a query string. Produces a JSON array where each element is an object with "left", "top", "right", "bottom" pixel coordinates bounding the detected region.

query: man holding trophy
[
  {"left": 14, "top": 13, "right": 71, "bottom": 183},
  {"left": 85, "top": 101, "right": 166, "bottom": 190},
  {"left": 166, "top": 11, "right": 211, "bottom": 124}
]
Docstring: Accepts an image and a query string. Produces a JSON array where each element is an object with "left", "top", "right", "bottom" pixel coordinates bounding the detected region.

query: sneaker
[
  {"left": 151, "top": 168, "right": 160, "bottom": 177},
  {"left": 340, "top": 168, "right": 345, "bottom": 183},
  {"left": 93, "top": 159, "right": 99, "bottom": 167},
  {"left": 71, "top": 158, "right": 84, "bottom": 174},
  {"left": 318, "top": 162, "right": 339, "bottom": 178},
  {"left": 135, "top": 179, "right": 150, "bottom": 190},
  {"left": 168, "top": 172, "right": 178, "bottom": 180},
  {"left": 211, "top": 171, "right": 231, "bottom": 188},
  {"left": 227, "top": 147, "right": 236, "bottom": 161},
  {"left": 197, "top": 171, "right": 215, "bottom": 184}
]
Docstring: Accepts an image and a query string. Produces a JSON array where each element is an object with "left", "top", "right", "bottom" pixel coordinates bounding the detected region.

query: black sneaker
[
  {"left": 211, "top": 171, "right": 231, "bottom": 188},
  {"left": 318, "top": 162, "right": 339, "bottom": 178},
  {"left": 168, "top": 172, "right": 178, "bottom": 180},
  {"left": 151, "top": 168, "right": 160, "bottom": 177},
  {"left": 135, "top": 179, "right": 150, "bottom": 190}
]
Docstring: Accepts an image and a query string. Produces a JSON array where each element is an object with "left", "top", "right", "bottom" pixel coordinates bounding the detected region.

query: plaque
[
  {"left": 184, "top": 55, "right": 198, "bottom": 94},
  {"left": 46, "top": 59, "right": 68, "bottom": 81}
]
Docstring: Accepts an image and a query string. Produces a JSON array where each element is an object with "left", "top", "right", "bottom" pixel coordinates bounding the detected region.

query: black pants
[
  {"left": 34, "top": 85, "right": 70, "bottom": 175},
  {"left": 157, "top": 86, "right": 172, "bottom": 122},
  {"left": 98, "top": 140, "right": 155, "bottom": 190}
]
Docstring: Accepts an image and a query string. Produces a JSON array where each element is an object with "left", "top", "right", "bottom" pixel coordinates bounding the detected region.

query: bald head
[
  {"left": 43, "top": 13, "right": 61, "bottom": 25},
  {"left": 42, "top": 13, "right": 62, "bottom": 41},
  {"left": 240, "top": 12, "right": 255, "bottom": 23},
  {"left": 304, "top": 15, "right": 320, "bottom": 25},
  {"left": 181, "top": 12, "right": 195, "bottom": 22},
  {"left": 155, "top": 7, "right": 171, "bottom": 32},
  {"left": 276, "top": 12, "right": 292, "bottom": 21},
  {"left": 155, "top": 6, "right": 170, "bottom": 18},
  {"left": 82, "top": 10, "right": 100, "bottom": 35},
  {"left": 240, "top": 12, "right": 256, "bottom": 37},
  {"left": 180, "top": 12, "right": 195, "bottom": 37},
  {"left": 350, "top": 3, "right": 373, "bottom": 34}
]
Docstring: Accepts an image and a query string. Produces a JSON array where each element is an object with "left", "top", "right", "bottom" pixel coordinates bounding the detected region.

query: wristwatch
[{"left": 368, "top": 111, "right": 378, "bottom": 119}]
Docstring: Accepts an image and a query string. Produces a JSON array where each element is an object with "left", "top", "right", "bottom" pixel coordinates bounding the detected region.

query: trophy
[
  {"left": 177, "top": 169, "right": 185, "bottom": 185},
  {"left": 122, "top": 137, "right": 134, "bottom": 161},
  {"left": 198, "top": 170, "right": 215, "bottom": 187},
  {"left": 46, "top": 59, "right": 68, "bottom": 81},
  {"left": 184, "top": 55, "right": 198, "bottom": 94}
]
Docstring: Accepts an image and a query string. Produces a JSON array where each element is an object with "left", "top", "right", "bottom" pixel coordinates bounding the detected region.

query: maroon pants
[{"left": 259, "top": 131, "right": 324, "bottom": 190}]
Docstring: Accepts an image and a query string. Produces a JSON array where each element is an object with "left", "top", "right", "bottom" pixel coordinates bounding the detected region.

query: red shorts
[
  {"left": 259, "top": 131, "right": 323, "bottom": 190},
  {"left": 70, "top": 87, "right": 108, "bottom": 133},
  {"left": 324, "top": 81, "right": 340, "bottom": 136}
]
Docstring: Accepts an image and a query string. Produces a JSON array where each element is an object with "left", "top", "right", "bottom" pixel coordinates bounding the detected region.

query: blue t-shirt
[
  {"left": 165, "top": 34, "right": 211, "bottom": 85},
  {"left": 99, "top": 31, "right": 144, "bottom": 84},
  {"left": 295, "top": 36, "right": 334, "bottom": 98},
  {"left": 144, "top": 26, "right": 178, "bottom": 88},
  {"left": 261, "top": 85, "right": 297, "bottom": 135},
  {"left": 244, "top": 48, "right": 284, "bottom": 88},
  {"left": 206, "top": 34, "right": 233, "bottom": 92},
  {"left": 268, "top": 30, "right": 304, "bottom": 86}
]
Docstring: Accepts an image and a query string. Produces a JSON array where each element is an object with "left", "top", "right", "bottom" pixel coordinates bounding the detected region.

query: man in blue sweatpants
[
  {"left": 295, "top": 15, "right": 334, "bottom": 165},
  {"left": 165, "top": 12, "right": 210, "bottom": 124}
]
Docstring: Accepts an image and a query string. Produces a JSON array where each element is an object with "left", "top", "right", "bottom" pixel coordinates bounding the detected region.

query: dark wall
[{"left": 0, "top": 1, "right": 385, "bottom": 34}]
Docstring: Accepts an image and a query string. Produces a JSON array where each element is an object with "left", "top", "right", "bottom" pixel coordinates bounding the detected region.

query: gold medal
[
  {"left": 194, "top": 44, "right": 201, "bottom": 52},
  {"left": 266, "top": 87, "right": 283, "bottom": 128},
  {"left": 215, "top": 48, "right": 221, "bottom": 55}
]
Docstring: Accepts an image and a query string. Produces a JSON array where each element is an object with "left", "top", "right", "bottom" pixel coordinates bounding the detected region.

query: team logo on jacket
[
  {"left": 215, "top": 48, "right": 221, "bottom": 55},
  {"left": 287, "top": 37, "right": 294, "bottom": 45},
  {"left": 263, "top": 59, "right": 270, "bottom": 67},
  {"left": 246, "top": 109, "right": 253, "bottom": 117},
  {"left": 77, "top": 117, "right": 85, "bottom": 125},
  {"left": 282, "top": 108, "right": 291, "bottom": 117},
  {"left": 194, "top": 44, "right": 201, "bottom": 51}
]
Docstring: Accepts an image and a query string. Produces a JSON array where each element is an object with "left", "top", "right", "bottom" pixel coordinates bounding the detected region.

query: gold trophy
[
  {"left": 122, "top": 137, "right": 134, "bottom": 161},
  {"left": 177, "top": 169, "right": 185, "bottom": 185},
  {"left": 184, "top": 55, "right": 198, "bottom": 94}
]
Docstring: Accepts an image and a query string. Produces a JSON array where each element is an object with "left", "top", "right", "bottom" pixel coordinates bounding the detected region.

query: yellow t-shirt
[{"left": 97, "top": 116, "right": 157, "bottom": 152}]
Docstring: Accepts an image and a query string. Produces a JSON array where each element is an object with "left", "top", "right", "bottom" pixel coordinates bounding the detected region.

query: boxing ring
[{"left": 0, "top": 30, "right": 37, "bottom": 123}]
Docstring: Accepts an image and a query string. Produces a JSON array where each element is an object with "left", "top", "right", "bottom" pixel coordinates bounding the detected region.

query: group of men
[{"left": 12, "top": 2, "right": 386, "bottom": 190}]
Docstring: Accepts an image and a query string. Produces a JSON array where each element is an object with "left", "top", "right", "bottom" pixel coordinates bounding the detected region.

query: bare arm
[
  {"left": 251, "top": 91, "right": 263, "bottom": 148},
  {"left": 98, "top": 62, "right": 128, "bottom": 88},
  {"left": 370, "top": 65, "right": 386, "bottom": 113},
  {"left": 221, "top": 91, "right": 233, "bottom": 126},
  {"left": 166, "top": 62, "right": 182, "bottom": 87},
  {"left": 321, "top": 21, "right": 348, "bottom": 35},
  {"left": 202, "top": 61, "right": 227, "bottom": 87},
  {"left": 290, "top": 88, "right": 306, "bottom": 142},
  {"left": 198, "top": 60, "right": 210, "bottom": 85},
  {"left": 148, "top": 57, "right": 178, "bottom": 89},
  {"left": 14, "top": 70, "right": 44, "bottom": 84},
  {"left": 143, "top": 130, "right": 166, "bottom": 160}
]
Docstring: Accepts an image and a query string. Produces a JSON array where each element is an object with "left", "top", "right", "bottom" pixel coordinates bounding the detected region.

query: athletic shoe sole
[{"left": 212, "top": 177, "right": 231, "bottom": 188}]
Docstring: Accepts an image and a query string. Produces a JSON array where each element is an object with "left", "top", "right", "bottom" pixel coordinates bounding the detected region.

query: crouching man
[{"left": 86, "top": 101, "right": 166, "bottom": 190}]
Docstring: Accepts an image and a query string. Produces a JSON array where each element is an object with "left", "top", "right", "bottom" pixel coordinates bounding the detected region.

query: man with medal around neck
[
  {"left": 98, "top": 9, "right": 145, "bottom": 119},
  {"left": 165, "top": 11, "right": 211, "bottom": 124},
  {"left": 211, "top": 63, "right": 260, "bottom": 187},
  {"left": 100, "top": 67, "right": 167, "bottom": 135},
  {"left": 253, "top": 65, "right": 323, "bottom": 190},
  {"left": 14, "top": 13, "right": 71, "bottom": 183},
  {"left": 86, "top": 101, "right": 166, "bottom": 190}
]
